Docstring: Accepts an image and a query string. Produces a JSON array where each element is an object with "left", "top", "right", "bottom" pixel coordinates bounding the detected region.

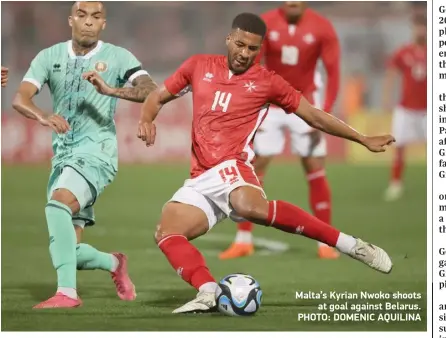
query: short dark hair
[{"left": 232, "top": 13, "right": 267, "bottom": 39}]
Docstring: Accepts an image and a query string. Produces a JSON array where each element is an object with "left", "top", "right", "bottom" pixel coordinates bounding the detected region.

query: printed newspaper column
[{"left": 435, "top": 2, "right": 446, "bottom": 336}]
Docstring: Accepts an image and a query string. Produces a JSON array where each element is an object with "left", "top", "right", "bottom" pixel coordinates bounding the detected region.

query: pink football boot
[
  {"left": 33, "top": 293, "right": 82, "bottom": 309},
  {"left": 111, "top": 253, "right": 136, "bottom": 301}
]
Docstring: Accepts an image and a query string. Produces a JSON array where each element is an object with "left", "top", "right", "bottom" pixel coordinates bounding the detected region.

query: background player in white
[
  {"left": 383, "top": 16, "right": 426, "bottom": 201},
  {"left": 12, "top": 1, "right": 157, "bottom": 309}
]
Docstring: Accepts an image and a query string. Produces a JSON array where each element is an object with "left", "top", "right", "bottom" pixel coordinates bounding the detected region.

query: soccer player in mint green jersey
[{"left": 12, "top": 1, "right": 157, "bottom": 309}]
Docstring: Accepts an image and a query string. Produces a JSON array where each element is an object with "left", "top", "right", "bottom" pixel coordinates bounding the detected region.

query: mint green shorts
[{"left": 47, "top": 156, "right": 116, "bottom": 227}]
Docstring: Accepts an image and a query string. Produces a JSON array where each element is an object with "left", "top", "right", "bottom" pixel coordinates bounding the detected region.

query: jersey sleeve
[
  {"left": 22, "top": 49, "right": 50, "bottom": 93},
  {"left": 118, "top": 49, "right": 149, "bottom": 87},
  {"left": 164, "top": 55, "right": 198, "bottom": 96},
  {"left": 268, "top": 73, "right": 302, "bottom": 113}
]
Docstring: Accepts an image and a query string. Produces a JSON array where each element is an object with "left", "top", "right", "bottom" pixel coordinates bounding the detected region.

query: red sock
[
  {"left": 267, "top": 200, "right": 340, "bottom": 246},
  {"left": 236, "top": 170, "right": 265, "bottom": 233},
  {"left": 158, "top": 235, "right": 215, "bottom": 290},
  {"left": 307, "top": 169, "right": 331, "bottom": 224},
  {"left": 391, "top": 148, "right": 404, "bottom": 184},
  {"left": 238, "top": 221, "right": 253, "bottom": 231}
]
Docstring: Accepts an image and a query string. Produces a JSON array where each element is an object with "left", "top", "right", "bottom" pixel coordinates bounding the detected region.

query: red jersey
[
  {"left": 258, "top": 8, "right": 340, "bottom": 112},
  {"left": 388, "top": 44, "right": 427, "bottom": 111},
  {"left": 164, "top": 54, "right": 302, "bottom": 178}
]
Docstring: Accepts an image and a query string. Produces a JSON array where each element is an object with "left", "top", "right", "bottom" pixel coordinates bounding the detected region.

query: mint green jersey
[{"left": 23, "top": 40, "right": 145, "bottom": 171}]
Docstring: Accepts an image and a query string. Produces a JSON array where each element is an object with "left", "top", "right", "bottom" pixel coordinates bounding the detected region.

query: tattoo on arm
[{"left": 112, "top": 75, "right": 158, "bottom": 103}]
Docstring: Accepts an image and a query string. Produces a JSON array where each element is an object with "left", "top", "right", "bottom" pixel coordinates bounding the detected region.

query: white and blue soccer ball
[{"left": 215, "top": 273, "right": 262, "bottom": 316}]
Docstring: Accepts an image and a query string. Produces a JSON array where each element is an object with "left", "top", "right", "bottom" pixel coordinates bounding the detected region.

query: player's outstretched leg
[
  {"left": 73, "top": 222, "right": 136, "bottom": 301},
  {"left": 219, "top": 156, "right": 270, "bottom": 260},
  {"left": 385, "top": 147, "right": 404, "bottom": 201},
  {"left": 33, "top": 189, "right": 82, "bottom": 309},
  {"left": 229, "top": 186, "right": 393, "bottom": 274},
  {"left": 155, "top": 201, "right": 218, "bottom": 314},
  {"left": 77, "top": 247, "right": 135, "bottom": 301},
  {"left": 301, "top": 155, "right": 339, "bottom": 260}
]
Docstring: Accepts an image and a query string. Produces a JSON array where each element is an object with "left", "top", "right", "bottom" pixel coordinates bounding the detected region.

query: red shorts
[{"left": 168, "top": 159, "right": 265, "bottom": 229}]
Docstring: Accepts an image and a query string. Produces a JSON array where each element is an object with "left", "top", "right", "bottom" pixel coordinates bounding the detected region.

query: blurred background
[
  {"left": 1, "top": 0, "right": 427, "bottom": 164},
  {"left": 1, "top": 1, "right": 427, "bottom": 331}
]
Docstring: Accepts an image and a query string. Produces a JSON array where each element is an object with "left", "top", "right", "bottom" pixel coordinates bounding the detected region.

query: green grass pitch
[{"left": 1, "top": 163, "right": 426, "bottom": 331}]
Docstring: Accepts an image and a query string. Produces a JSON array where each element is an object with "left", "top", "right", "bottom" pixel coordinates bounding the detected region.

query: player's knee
[
  {"left": 153, "top": 222, "right": 184, "bottom": 244},
  {"left": 231, "top": 197, "right": 268, "bottom": 222},
  {"left": 50, "top": 188, "right": 80, "bottom": 214},
  {"left": 301, "top": 156, "right": 325, "bottom": 173},
  {"left": 154, "top": 224, "right": 164, "bottom": 244}
]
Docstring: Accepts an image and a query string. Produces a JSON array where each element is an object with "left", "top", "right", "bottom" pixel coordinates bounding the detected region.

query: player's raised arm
[
  {"left": 137, "top": 85, "right": 178, "bottom": 146},
  {"left": 320, "top": 19, "right": 340, "bottom": 112},
  {"left": 269, "top": 73, "right": 394, "bottom": 153},
  {"left": 12, "top": 51, "right": 70, "bottom": 134},
  {"left": 295, "top": 97, "right": 394, "bottom": 152},
  {"left": 83, "top": 49, "right": 157, "bottom": 103},
  {"left": 137, "top": 55, "right": 197, "bottom": 146}
]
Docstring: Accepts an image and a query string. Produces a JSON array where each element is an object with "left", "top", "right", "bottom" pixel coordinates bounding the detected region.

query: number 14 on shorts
[{"left": 219, "top": 166, "right": 239, "bottom": 184}]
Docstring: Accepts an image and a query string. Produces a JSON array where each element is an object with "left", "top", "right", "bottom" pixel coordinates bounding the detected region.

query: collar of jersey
[{"left": 67, "top": 40, "right": 103, "bottom": 60}]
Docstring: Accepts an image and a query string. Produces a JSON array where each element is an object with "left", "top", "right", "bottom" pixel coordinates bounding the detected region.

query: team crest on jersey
[
  {"left": 94, "top": 61, "right": 108, "bottom": 73},
  {"left": 269, "top": 30, "right": 280, "bottom": 41},
  {"left": 303, "top": 33, "right": 315, "bottom": 44},
  {"left": 243, "top": 81, "right": 257, "bottom": 92}
]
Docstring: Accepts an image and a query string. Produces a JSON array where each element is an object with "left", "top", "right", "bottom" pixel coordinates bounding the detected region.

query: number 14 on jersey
[{"left": 211, "top": 91, "right": 232, "bottom": 113}]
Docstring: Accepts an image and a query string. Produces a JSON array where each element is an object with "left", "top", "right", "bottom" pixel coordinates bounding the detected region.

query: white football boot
[
  {"left": 348, "top": 238, "right": 393, "bottom": 273},
  {"left": 172, "top": 291, "right": 217, "bottom": 314}
]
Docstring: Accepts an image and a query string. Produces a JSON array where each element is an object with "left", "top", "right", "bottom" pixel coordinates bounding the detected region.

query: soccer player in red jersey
[
  {"left": 220, "top": 2, "right": 341, "bottom": 260},
  {"left": 138, "top": 13, "right": 394, "bottom": 313},
  {"left": 383, "top": 16, "right": 426, "bottom": 201}
]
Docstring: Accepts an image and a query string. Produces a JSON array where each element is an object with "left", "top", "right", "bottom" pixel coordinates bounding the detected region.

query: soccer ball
[{"left": 215, "top": 273, "right": 262, "bottom": 316}]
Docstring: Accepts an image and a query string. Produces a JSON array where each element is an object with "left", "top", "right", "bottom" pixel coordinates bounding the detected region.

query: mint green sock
[
  {"left": 76, "top": 243, "right": 114, "bottom": 271},
  {"left": 45, "top": 200, "right": 77, "bottom": 289}
]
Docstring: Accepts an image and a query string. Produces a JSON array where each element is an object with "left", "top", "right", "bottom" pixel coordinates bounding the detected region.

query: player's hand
[
  {"left": 82, "top": 71, "right": 114, "bottom": 96},
  {"left": 38, "top": 114, "right": 70, "bottom": 134},
  {"left": 1, "top": 67, "right": 9, "bottom": 87},
  {"left": 137, "top": 120, "right": 157, "bottom": 147},
  {"left": 361, "top": 135, "right": 395, "bottom": 153},
  {"left": 308, "top": 129, "right": 322, "bottom": 155}
]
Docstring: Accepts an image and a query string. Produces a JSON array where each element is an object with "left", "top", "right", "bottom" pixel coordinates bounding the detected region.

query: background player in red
[
  {"left": 383, "top": 16, "right": 426, "bottom": 201},
  {"left": 138, "top": 13, "right": 394, "bottom": 314},
  {"left": 220, "top": 1, "right": 341, "bottom": 260}
]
